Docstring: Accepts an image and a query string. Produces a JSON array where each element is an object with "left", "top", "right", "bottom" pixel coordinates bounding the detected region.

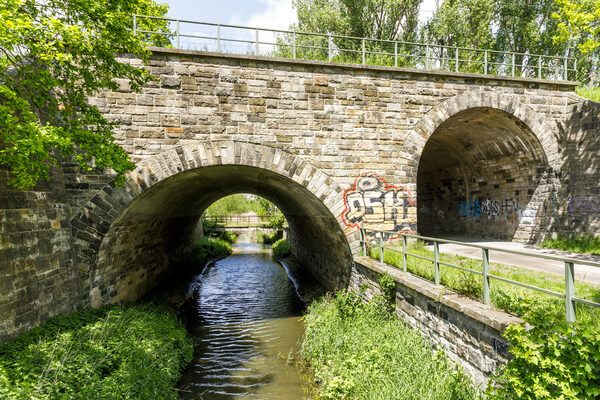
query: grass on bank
[
  {"left": 301, "top": 290, "right": 481, "bottom": 400},
  {"left": 367, "top": 240, "right": 600, "bottom": 323},
  {"left": 189, "top": 237, "right": 232, "bottom": 266},
  {"left": 541, "top": 234, "right": 600, "bottom": 255},
  {"left": 0, "top": 303, "right": 193, "bottom": 400},
  {"left": 576, "top": 85, "right": 600, "bottom": 103}
]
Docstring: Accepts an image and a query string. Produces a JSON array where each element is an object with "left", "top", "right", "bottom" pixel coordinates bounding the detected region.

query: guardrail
[
  {"left": 359, "top": 228, "right": 600, "bottom": 322},
  {"left": 203, "top": 215, "right": 268, "bottom": 227},
  {"left": 133, "top": 15, "right": 576, "bottom": 81}
]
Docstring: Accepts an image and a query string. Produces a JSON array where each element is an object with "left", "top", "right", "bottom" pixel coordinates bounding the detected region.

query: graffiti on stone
[
  {"left": 342, "top": 172, "right": 416, "bottom": 236},
  {"left": 569, "top": 196, "right": 600, "bottom": 215},
  {"left": 457, "top": 199, "right": 521, "bottom": 220}
]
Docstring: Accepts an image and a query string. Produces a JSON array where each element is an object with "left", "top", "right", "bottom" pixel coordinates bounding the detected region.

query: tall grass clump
[
  {"left": 540, "top": 234, "right": 600, "bottom": 255},
  {"left": 0, "top": 303, "right": 193, "bottom": 400},
  {"left": 301, "top": 291, "right": 480, "bottom": 400},
  {"left": 190, "top": 237, "right": 232, "bottom": 265},
  {"left": 272, "top": 238, "right": 291, "bottom": 259},
  {"left": 576, "top": 86, "right": 600, "bottom": 103}
]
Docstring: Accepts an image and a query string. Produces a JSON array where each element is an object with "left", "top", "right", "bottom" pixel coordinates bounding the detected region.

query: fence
[
  {"left": 132, "top": 15, "right": 576, "bottom": 81},
  {"left": 359, "top": 228, "right": 600, "bottom": 322}
]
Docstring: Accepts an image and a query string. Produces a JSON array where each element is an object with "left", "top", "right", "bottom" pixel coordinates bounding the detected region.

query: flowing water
[{"left": 178, "top": 234, "right": 306, "bottom": 399}]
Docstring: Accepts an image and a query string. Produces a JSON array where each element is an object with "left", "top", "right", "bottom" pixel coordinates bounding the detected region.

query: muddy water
[{"left": 178, "top": 235, "right": 306, "bottom": 399}]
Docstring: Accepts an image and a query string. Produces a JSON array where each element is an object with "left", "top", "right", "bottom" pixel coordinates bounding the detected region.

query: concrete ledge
[
  {"left": 147, "top": 47, "right": 579, "bottom": 91},
  {"left": 355, "top": 256, "right": 522, "bottom": 330},
  {"left": 352, "top": 256, "right": 523, "bottom": 387}
]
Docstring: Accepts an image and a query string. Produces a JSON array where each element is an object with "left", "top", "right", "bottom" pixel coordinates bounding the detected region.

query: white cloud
[{"left": 230, "top": 0, "right": 296, "bottom": 30}]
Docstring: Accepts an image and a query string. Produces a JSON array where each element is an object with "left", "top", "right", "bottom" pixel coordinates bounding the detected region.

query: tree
[
  {"left": 280, "top": 0, "right": 422, "bottom": 64},
  {"left": 424, "top": 0, "right": 568, "bottom": 76},
  {"left": 0, "top": 0, "right": 170, "bottom": 189},
  {"left": 553, "top": 0, "right": 600, "bottom": 83}
]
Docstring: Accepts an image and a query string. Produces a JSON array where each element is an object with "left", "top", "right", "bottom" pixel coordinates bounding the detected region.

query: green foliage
[
  {"left": 0, "top": 0, "right": 170, "bottom": 188},
  {"left": 553, "top": 0, "right": 600, "bottom": 56},
  {"left": 204, "top": 194, "right": 260, "bottom": 216},
  {"left": 190, "top": 237, "right": 232, "bottom": 265},
  {"left": 215, "top": 230, "right": 237, "bottom": 244},
  {"left": 368, "top": 241, "right": 600, "bottom": 323},
  {"left": 257, "top": 230, "right": 282, "bottom": 245},
  {"left": 272, "top": 238, "right": 291, "bottom": 259},
  {"left": 262, "top": 213, "right": 285, "bottom": 229},
  {"left": 541, "top": 233, "right": 600, "bottom": 255},
  {"left": 576, "top": 86, "right": 600, "bottom": 102},
  {"left": 0, "top": 303, "right": 192, "bottom": 400},
  {"left": 301, "top": 291, "right": 480, "bottom": 400},
  {"left": 378, "top": 272, "right": 397, "bottom": 306},
  {"left": 487, "top": 309, "right": 600, "bottom": 400}
]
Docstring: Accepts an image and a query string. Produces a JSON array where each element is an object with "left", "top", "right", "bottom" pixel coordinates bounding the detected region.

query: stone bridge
[{"left": 2, "top": 47, "right": 599, "bottom": 346}]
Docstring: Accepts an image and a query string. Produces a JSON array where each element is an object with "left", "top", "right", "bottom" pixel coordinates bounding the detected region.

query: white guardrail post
[
  {"left": 565, "top": 261, "right": 576, "bottom": 322},
  {"left": 434, "top": 240, "right": 440, "bottom": 285},
  {"left": 482, "top": 248, "right": 490, "bottom": 305},
  {"left": 402, "top": 234, "right": 407, "bottom": 272},
  {"left": 379, "top": 232, "right": 384, "bottom": 262}
]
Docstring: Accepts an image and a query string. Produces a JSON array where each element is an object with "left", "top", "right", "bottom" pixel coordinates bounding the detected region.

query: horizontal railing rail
[
  {"left": 359, "top": 228, "right": 600, "bottom": 322},
  {"left": 203, "top": 215, "right": 286, "bottom": 228},
  {"left": 133, "top": 15, "right": 576, "bottom": 81}
]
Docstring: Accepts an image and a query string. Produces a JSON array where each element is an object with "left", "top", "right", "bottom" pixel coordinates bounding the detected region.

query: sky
[{"left": 163, "top": 0, "right": 440, "bottom": 31}]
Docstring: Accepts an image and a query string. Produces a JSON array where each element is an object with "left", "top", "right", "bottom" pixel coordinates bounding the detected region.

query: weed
[{"left": 272, "top": 238, "right": 291, "bottom": 259}]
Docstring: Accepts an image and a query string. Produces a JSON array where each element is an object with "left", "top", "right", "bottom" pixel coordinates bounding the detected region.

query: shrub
[
  {"left": 487, "top": 309, "right": 600, "bottom": 400},
  {"left": 257, "top": 230, "right": 282, "bottom": 245},
  {"left": 301, "top": 291, "right": 480, "bottom": 400},
  {"left": 0, "top": 303, "right": 193, "bottom": 400},
  {"left": 378, "top": 272, "right": 397, "bottom": 307},
  {"left": 214, "top": 230, "right": 236, "bottom": 244},
  {"left": 190, "top": 237, "right": 232, "bottom": 265},
  {"left": 272, "top": 238, "right": 291, "bottom": 259},
  {"left": 262, "top": 213, "right": 285, "bottom": 229}
]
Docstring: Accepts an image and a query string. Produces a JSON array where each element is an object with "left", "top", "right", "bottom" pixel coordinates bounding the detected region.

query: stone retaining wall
[{"left": 350, "top": 256, "right": 521, "bottom": 388}]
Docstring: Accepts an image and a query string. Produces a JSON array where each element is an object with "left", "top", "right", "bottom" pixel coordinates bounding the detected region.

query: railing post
[
  {"left": 564, "top": 57, "right": 568, "bottom": 80},
  {"left": 511, "top": 53, "right": 515, "bottom": 77},
  {"left": 565, "top": 261, "right": 576, "bottom": 322},
  {"left": 362, "top": 39, "right": 365, "bottom": 64},
  {"left": 394, "top": 41, "right": 398, "bottom": 68},
  {"left": 361, "top": 228, "right": 367, "bottom": 257},
  {"left": 255, "top": 28, "right": 259, "bottom": 55},
  {"left": 176, "top": 19, "right": 180, "bottom": 49},
  {"left": 455, "top": 47, "right": 459, "bottom": 72},
  {"left": 217, "top": 24, "right": 221, "bottom": 52},
  {"left": 292, "top": 30, "right": 296, "bottom": 59},
  {"left": 379, "top": 232, "right": 384, "bottom": 262},
  {"left": 538, "top": 55, "right": 542, "bottom": 79},
  {"left": 482, "top": 248, "right": 490, "bottom": 305},
  {"left": 574, "top": 58, "right": 577, "bottom": 79},
  {"left": 425, "top": 45, "right": 430, "bottom": 69},
  {"left": 402, "top": 234, "right": 407, "bottom": 272},
  {"left": 484, "top": 50, "right": 488, "bottom": 75},
  {"left": 328, "top": 33, "right": 332, "bottom": 61},
  {"left": 133, "top": 15, "right": 137, "bottom": 36},
  {"left": 434, "top": 240, "right": 440, "bottom": 285}
]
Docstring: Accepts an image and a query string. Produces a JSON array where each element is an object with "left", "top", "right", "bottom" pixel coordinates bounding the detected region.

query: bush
[
  {"left": 301, "top": 291, "right": 480, "bottom": 400},
  {"left": 214, "top": 230, "right": 236, "bottom": 244},
  {"left": 190, "top": 237, "right": 232, "bottom": 265},
  {"left": 272, "top": 238, "right": 291, "bottom": 259},
  {"left": 0, "top": 303, "right": 193, "bottom": 400},
  {"left": 262, "top": 213, "right": 285, "bottom": 229},
  {"left": 257, "top": 230, "right": 282, "bottom": 245},
  {"left": 488, "top": 309, "right": 600, "bottom": 400}
]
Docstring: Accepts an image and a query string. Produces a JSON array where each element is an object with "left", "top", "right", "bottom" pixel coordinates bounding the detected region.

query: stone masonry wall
[
  {"left": 350, "top": 256, "right": 521, "bottom": 388},
  {"left": 2, "top": 49, "right": 599, "bottom": 342}
]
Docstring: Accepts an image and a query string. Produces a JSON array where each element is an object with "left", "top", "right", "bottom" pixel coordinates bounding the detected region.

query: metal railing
[
  {"left": 359, "top": 228, "right": 600, "bottom": 322},
  {"left": 133, "top": 15, "right": 577, "bottom": 81}
]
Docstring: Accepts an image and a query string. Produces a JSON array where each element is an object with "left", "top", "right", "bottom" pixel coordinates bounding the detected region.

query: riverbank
[{"left": 0, "top": 303, "right": 193, "bottom": 399}]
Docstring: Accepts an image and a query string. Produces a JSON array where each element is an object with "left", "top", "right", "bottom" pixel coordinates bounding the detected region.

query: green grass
[
  {"left": 576, "top": 85, "right": 600, "bottom": 102},
  {"left": 368, "top": 241, "right": 600, "bottom": 323},
  {"left": 0, "top": 303, "right": 193, "bottom": 400},
  {"left": 301, "top": 291, "right": 481, "bottom": 400},
  {"left": 189, "top": 237, "right": 232, "bottom": 265},
  {"left": 541, "top": 234, "right": 600, "bottom": 255}
]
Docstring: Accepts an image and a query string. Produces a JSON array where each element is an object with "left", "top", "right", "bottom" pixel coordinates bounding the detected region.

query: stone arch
[
  {"left": 400, "top": 90, "right": 562, "bottom": 175},
  {"left": 402, "top": 90, "right": 561, "bottom": 243},
  {"left": 71, "top": 140, "right": 356, "bottom": 307}
]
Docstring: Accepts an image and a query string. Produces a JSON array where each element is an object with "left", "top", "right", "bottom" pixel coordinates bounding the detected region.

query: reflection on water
[{"left": 178, "top": 237, "right": 306, "bottom": 399}]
